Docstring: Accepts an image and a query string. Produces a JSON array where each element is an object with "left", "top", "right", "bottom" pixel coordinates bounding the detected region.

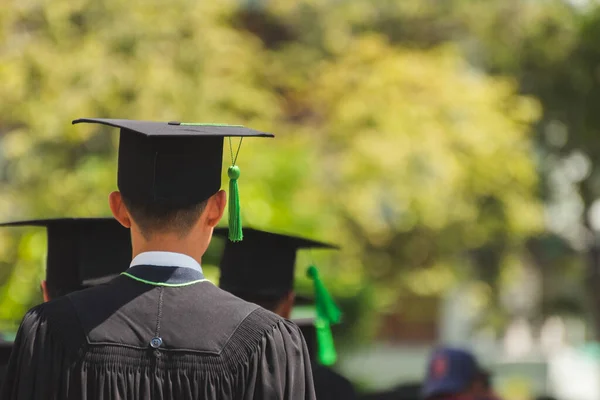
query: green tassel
[
  {"left": 315, "top": 318, "right": 337, "bottom": 366},
  {"left": 307, "top": 265, "right": 342, "bottom": 366},
  {"left": 227, "top": 165, "right": 243, "bottom": 242},
  {"left": 307, "top": 265, "right": 342, "bottom": 324}
]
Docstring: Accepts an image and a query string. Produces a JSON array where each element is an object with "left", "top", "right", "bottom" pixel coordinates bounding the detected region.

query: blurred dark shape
[
  {"left": 535, "top": 397, "right": 558, "bottom": 400},
  {"left": 358, "top": 382, "right": 421, "bottom": 400},
  {"left": 232, "top": 8, "right": 294, "bottom": 49},
  {"left": 0, "top": 336, "right": 12, "bottom": 390}
]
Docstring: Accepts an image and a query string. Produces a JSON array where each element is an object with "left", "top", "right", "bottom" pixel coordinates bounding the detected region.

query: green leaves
[{"left": 0, "top": 0, "right": 543, "bottom": 339}]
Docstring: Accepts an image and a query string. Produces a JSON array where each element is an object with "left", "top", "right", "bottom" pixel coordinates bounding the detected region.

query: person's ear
[
  {"left": 204, "top": 190, "right": 227, "bottom": 228},
  {"left": 40, "top": 280, "right": 50, "bottom": 302},
  {"left": 108, "top": 191, "right": 132, "bottom": 228}
]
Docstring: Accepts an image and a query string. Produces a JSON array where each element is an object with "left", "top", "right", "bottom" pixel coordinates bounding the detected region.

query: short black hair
[{"left": 122, "top": 196, "right": 208, "bottom": 240}]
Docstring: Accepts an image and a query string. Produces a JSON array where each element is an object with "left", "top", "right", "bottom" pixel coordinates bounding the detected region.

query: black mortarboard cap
[
  {"left": 0, "top": 218, "right": 132, "bottom": 295},
  {"left": 215, "top": 227, "right": 338, "bottom": 298},
  {"left": 72, "top": 118, "right": 274, "bottom": 241}
]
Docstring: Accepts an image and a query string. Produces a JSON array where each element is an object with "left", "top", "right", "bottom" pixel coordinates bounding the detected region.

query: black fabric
[
  {"left": 1, "top": 275, "right": 315, "bottom": 399},
  {"left": 358, "top": 383, "right": 422, "bottom": 400},
  {"left": 72, "top": 118, "right": 274, "bottom": 207},
  {"left": 0, "top": 342, "right": 12, "bottom": 391},
  {"left": 215, "top": 227, "right": 337, "bottom": 298},
  {"left": 312, "top": 364, "right": 357, "bottom": 400},
  {"left": 117, "top": 130, "right": 223, "bottom": 207},
  {"left": 298, "top": 324, "right": 356, "bottom": 400},
  {"left": 0, "top": 218, "right": 131, "bottom": 297}
]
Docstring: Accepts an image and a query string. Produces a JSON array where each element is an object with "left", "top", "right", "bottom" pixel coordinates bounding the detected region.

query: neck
[{"left": 131, "top": 230, "right": 208, "bottom": 266}]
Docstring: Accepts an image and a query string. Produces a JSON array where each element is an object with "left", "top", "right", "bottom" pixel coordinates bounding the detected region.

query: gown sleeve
[
  {"left": 245, "top": 318, "right": 316, "bottom": 400},
  {"left": 0, "top": 304, "right": 68, "bottom": 400}
]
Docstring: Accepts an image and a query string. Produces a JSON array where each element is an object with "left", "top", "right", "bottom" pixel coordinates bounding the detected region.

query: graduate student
[
  {"left": 0, "top": 217, "right": 131, "bottom": 390},
  {"left": 216, "top": 227, "right": 357, "bottom": 400},
  {"left": 291, "top": 301, "right": 358, "bottom": 400},
  {"left": 0, "top": 218, "right": 132, "bottom": 302},
  {"left": 1, "top": 119, "right": 315, "bottom": 400}
]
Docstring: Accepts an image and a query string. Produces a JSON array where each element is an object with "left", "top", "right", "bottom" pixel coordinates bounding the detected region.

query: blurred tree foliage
[
  {"left": 250, "top": 0, "right": 600, "bottom": 335},
  {"left": 0, "top": 0, "right": 543, "bottom": 341}
]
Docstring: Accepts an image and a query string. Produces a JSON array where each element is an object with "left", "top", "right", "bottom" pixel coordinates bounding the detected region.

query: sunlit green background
[{"left": 3, "top": 0, "right": 600, "bottom": 397}]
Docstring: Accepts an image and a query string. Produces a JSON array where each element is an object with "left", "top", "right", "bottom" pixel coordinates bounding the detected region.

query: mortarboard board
[
  {"left": 214, "top": 227, "right": 337, "bottom": 298},
  {"left": 0, "top": 218, "right": 132, "bottom": 296},
  {"left": 72, "top": 118, "right": 274, "bottom": 242}
]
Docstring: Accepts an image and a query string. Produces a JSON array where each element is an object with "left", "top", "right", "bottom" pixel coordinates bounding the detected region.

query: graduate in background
[
  {"left": 0, "top": 218, "right": 132, "bottom": 302},
  {"left": 0, "top": 217, "right": 131, "bottom": 390},
  {"left": 291, "top": 300, "right": 358, "bottom": 400},
  {"left": 216, "top": 227, "right": 357, "bottom": 400},
  {"left": 422, "top": 347, "right": 502, "bottom": 400},
  {"left": 2, "top": 119, "right": 315, "bottom": 400}
]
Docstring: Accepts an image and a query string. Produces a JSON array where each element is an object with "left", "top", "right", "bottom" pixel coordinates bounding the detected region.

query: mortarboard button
[{"left": 150, "top": 337, "right": 163, "bottom": 348}]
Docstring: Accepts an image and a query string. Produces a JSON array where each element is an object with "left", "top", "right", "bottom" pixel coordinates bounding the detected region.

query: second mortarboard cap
[
  {"left": 0, "top": 218, "right": 132, "bottom": 297},
  {"left": 72, "top": 118, "right": 274, "bottom": 241},
  {"left": 215, "top": 227, "right": 338, "bottom": 298}
]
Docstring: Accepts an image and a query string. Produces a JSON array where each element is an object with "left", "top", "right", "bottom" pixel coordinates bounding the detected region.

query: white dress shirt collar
[{"left": 130, "top": 251, "right": 202, "bottom": 272}]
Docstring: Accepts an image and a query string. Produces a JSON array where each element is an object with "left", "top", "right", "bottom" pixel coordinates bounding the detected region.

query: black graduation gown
[
  {"left": 312, "top": 364, "right": 356, "bottom": 400},
  {"left": 0, "top": 341, "right": 12, "bottom": 391},
  {"left": 298, "top": 324, "right": 356, "bottom": 400},
  {"left": 1, "top": 267, "right": 316, "bottom": 400},
  {"left": 358, "top": 383, "right": 421, "bottom": 400}
]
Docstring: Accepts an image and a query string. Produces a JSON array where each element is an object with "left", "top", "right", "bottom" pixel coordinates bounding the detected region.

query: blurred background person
[
  {"left": 0, "top": 218, "right": 132, "bottom": 302},
  {"left": 422, "top": 347, "right": 500, "bottom": 400},
  {"left": 215, "top": 227, "right": 357, "bottom": 399},
  {"left": 0, "top": 218, "right": 132, "bottom": 389}
]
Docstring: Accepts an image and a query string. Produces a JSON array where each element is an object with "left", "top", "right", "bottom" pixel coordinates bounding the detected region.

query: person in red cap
[{"left": 422, "top": 347, "right": 502, "bottom": 400}]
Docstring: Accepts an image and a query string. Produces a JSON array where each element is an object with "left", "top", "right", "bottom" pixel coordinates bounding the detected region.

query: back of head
[
  {"left": 422, "top": 347, "right": 480, "bottom": 399},
  {"left": 121, "top": 196, "right": 208, "bottom": 240}
]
